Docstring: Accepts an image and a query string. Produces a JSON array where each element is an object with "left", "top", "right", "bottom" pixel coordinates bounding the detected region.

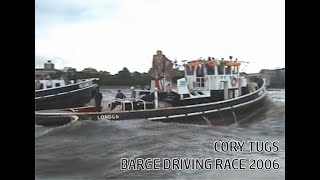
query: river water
[{"left": 35, "top": 88, "right": 285, "bottom": 180}]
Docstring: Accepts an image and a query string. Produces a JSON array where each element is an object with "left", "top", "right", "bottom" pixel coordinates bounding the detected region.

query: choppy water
[{"left": 35, "top": 88, "right": 285, "bottom": 180}]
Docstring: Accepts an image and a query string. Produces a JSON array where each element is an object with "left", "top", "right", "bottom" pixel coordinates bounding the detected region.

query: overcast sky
[{"left": 35, "top": 0, "right": 284, "bottom": 74}]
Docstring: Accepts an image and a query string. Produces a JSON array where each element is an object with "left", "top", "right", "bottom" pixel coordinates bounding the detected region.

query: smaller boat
[{"left": 35, "top": 78, "right": 99, "bottom": 110}]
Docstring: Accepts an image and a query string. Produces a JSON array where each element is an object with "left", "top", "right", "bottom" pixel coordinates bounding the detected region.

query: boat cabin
[
  {"left": 176, "top": 58, "right": 248, "bottom": 100},
  {"left": 183, "top": 59, "right": 246, "bottom": 90}
]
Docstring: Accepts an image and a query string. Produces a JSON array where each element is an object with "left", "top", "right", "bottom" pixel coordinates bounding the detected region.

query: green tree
[
  {"left": 48, "top": 71, "right": 63, "bottom": 79},
  {"left": 115, "top": 67, "right": 134, "bottom": 85}
]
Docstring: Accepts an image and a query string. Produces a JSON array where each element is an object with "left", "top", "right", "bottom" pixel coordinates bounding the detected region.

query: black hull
[
  {"left": 35, "top": 116, "right": 74, "bottom": 126},
  {"left": 35, "top": 85, "right": 97, "bottom": 111},
  {"left": 35, "top": 78, "right": 98, "bottom": 111},
  {"left": 35, "top": 85, "right": 268, "bottom": 126},
  {"left": 158, "top": 94, "right": 268, "bottom": 126}
]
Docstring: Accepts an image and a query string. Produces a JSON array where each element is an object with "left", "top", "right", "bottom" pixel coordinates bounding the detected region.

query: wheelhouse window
[
  {"left": 186, "top": 66, "right": 195, "bottom": 75},
  {"left": 232, "top": 66, "right": 239, "bottom": 74},
  {"left": 225, "top": 66, "right": 231, "bottom": 74},
  {"left": 218, "top": 65, "right": 224, "bottom": 75},
  {"left": 206, "top": 64, "right": 215, "bottom": 75},
  {"left": 196, "top": 65, "right": 204, "bottom": 77}
]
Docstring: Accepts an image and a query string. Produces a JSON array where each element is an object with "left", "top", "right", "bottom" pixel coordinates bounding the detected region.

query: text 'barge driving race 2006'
[{"left": 35, "top": 50, "right": 268, "bottom": 126}]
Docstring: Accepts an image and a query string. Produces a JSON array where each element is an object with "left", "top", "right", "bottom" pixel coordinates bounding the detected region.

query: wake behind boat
[{"left": 35, "top": 51, "right": 268, "bottom": 126}]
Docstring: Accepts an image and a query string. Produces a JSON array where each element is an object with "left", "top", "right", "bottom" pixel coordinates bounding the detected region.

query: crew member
[
  {"left": 257, "top": 77, "right": 264, "bottom": 87},
  {"left": 35, "top": 77, "right": 41, "bottom": 90},
  {"left": 94, "top": 86, "right": 103, "bottom": 112},
  {"left": 46, "top": 75, "right": 53, "bottom": 88},
  {"left": 116, "top": 90, "right": 126, "bottom": 99}
]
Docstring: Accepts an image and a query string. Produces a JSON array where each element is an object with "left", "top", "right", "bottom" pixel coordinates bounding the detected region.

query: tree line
[{"left": 48, "top": 67, "right": 153, "bottom": 86}]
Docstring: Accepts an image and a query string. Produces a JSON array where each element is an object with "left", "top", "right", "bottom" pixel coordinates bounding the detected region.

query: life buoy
[{"left": 231, "top": 76, "right": 238, "bottom": 87}]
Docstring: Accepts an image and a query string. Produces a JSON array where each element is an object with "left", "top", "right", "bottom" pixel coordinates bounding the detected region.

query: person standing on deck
[
  {"left": 35, "top": 77, "right": 41, "bottom": 90},
  {"left": 46, "top": 75, "right": 53, "bottom": 88},
  {"left": 94, "top": 86, "right": 103, "bottom": 112},
  {"left": 256, "top": 76, "right": 264, "bottom": 88},
  {"left": 116, "top": 90, "right": 126, "bottom": 99}
]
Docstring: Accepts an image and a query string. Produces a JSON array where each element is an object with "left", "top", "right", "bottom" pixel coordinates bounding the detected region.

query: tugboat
[{"left": 35, "top": 51, "right": 267, "bottom": 126}]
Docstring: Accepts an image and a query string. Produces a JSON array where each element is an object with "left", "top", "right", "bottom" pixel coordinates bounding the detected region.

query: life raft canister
[{"left": 226, "top": 61, "right": 241, "bottom": 66}]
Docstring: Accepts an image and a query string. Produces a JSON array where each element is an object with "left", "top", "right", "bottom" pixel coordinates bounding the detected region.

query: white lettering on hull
[{"left": 97, "top": 114, "right": 120, "bottom": 120}]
